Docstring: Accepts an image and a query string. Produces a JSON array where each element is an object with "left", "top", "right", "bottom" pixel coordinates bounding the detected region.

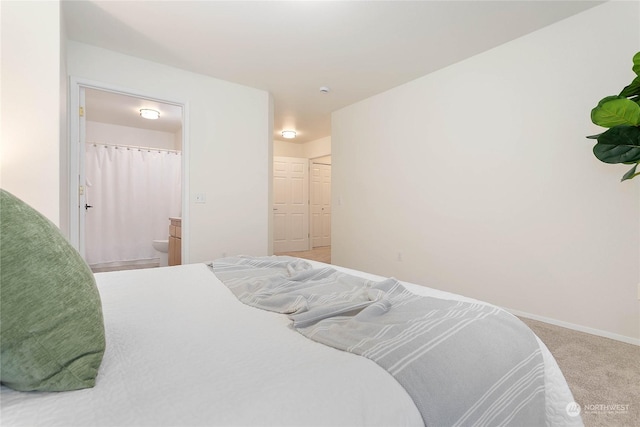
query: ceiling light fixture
[
  {"left": 140, "top": 109, "right": 160, "bottom": 120},
  {"left": 282, "top": 130, "right": 296, "bottom": 139}
]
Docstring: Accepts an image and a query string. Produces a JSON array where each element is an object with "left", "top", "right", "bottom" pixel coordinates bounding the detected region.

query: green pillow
[{"left": 0, "top": 189, "right": 105, "bottom": 391}]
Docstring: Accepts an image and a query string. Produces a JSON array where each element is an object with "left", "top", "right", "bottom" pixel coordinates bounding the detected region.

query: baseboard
[{"left": 507, "top": 308, "right": 640, "bottom": 346}]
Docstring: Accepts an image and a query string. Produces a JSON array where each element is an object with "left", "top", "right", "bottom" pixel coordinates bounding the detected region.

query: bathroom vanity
[{"left": 168, "top": 217, "right": 181, "bottom": 266}]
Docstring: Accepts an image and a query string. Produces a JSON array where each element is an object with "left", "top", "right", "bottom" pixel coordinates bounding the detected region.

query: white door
[
  {"left": 273, "top": 156, "right": 309, "bottom": 252},
  {"left": 310, "top": 162, "right": 331, "bottom": 248}
]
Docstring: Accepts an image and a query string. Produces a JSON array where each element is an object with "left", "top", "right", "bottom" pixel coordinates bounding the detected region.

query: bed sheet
[{"left": 1, "top": 263, "right": 423, "bottom": 426}]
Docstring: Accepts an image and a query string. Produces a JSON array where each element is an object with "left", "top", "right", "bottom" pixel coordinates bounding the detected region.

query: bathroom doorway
[{"left": 70, "top": 83, "right": 185, "bottom": 272}]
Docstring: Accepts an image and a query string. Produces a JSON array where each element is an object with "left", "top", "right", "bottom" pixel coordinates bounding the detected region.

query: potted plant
[{"left": 588, "top": 51, "right": 640, "bottom": 181}]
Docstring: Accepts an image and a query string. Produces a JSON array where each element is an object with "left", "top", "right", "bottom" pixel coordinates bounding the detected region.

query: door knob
[{"left": 85, "top": 204, "right": 94, "bottom": 210}]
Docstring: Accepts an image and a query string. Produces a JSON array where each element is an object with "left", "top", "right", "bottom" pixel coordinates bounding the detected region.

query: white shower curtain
[{"left": 85, "top": 143, "right": 182, "bottom": 268}]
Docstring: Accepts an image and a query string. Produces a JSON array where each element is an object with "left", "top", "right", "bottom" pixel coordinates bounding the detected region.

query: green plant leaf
[
  {"left": 593, "top": 125, "right": 640, "bottom": 164},
  {"left": 591, "top": 98, "right": 640, "bottom": 127},
  {"left": 595, "top": 95, "right": 625, "bottom": 106},
  {"left": 633, "top": 51, "right": 640, "bottom": 75},
  {"left": 586, "top": 133, "right": 602, "bottom": 139},
  {"left": 621, "top": 163, "right": 639, "bottom": 181},
  {"left": 620, "top": 76, "right": 640, "bottom": 97}
]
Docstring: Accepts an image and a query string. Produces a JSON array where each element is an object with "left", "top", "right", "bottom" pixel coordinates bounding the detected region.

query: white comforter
[{"left": 0, "top": 261, "right": 581, "bottom": 427}]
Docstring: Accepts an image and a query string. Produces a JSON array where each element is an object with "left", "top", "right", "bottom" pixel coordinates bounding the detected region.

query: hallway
[{"left": 275, "top": 246, "right": 331, "bottom": 264}]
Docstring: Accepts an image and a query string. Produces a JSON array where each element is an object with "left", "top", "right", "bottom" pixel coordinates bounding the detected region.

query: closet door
[
  {"left": 310, "top": 162, "right": 331, "bottom": 248},
  {"left": 273, "top": 157, "right": 309, "bottom": 252}
]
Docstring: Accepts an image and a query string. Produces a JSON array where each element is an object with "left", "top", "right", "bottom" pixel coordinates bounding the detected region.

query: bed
[
  {"left": 0, "top": 189, "right": 582, "bottom": 427},
  {"left": 1, "top": 258, "right": 583, "bottom": 427}
]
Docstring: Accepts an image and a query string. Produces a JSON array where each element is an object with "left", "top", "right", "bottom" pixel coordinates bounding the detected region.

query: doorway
[{"left": 68, "top": 78, "right": 188, "bottom": 271}]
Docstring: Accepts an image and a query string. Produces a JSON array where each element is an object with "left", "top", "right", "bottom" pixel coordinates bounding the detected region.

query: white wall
[
  {"left": 174, "top": 129, "right": 183, "bottom": 151},
  {"left": 1, "top": 1, "right": 62, "bottom": 225},
  {"left": 304, "top": 136, "right": 331, "bottom": 159},
  {"left": 59, "top": 5, "right": 69, "bottom": 237},
  {"left": 87, "top": 122, "right": 178, "bottom": 151},
  {"left": 68, "top": 42, "right": 271, "bottom": 263},
  {"left": 274, "top": 139, "right": 306, "bottom": 158},
  {"left": 332, "top": 2, "right": 640, "bottom": 342},
  {"left": 274, "top": 136, "right": 331, "bottom": 159}
]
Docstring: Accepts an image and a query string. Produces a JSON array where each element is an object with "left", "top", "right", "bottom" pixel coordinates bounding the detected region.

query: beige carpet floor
[
  {"left": 521, "top": 317, "right": 639, "bottom": 427},
  {"left": 282, "top": 247, "right": 640, "bottom": 427}
]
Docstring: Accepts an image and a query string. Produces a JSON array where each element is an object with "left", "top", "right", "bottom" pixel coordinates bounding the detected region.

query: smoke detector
[{"left": 319, "top": 86, "right": 330, "bottom": 93}]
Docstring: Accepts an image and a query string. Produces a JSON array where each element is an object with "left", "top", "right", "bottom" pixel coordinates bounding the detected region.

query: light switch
[{"left": 195, "top": 193, "right": 206, "bottom": 204}]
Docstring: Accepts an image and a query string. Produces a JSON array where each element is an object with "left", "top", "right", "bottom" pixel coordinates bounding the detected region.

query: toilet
[{"left": 152, "top": 239, "right": 169, "bottom": 267}]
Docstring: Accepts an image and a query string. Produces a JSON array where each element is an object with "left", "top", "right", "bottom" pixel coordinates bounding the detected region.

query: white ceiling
[{"left": 64, "top": 1, "right": 603, "bottom": 143}]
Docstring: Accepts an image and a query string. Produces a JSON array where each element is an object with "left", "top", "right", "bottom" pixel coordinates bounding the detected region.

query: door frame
[{"left": 68, "top": 76, "right": 190, "bottom": 263}]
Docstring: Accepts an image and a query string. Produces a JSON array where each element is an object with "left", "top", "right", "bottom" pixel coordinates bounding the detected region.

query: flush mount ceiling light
[
  {"left": 140, "top": 109, "right": 160, "bottom": 120},
  {"left": 282, "top": 130, "right": 296, "bottom": 139}
]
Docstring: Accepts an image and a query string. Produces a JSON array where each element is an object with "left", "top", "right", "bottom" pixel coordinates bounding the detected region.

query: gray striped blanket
[{"left": 211, "top": 256, "right": 545, "bottom": 427}]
